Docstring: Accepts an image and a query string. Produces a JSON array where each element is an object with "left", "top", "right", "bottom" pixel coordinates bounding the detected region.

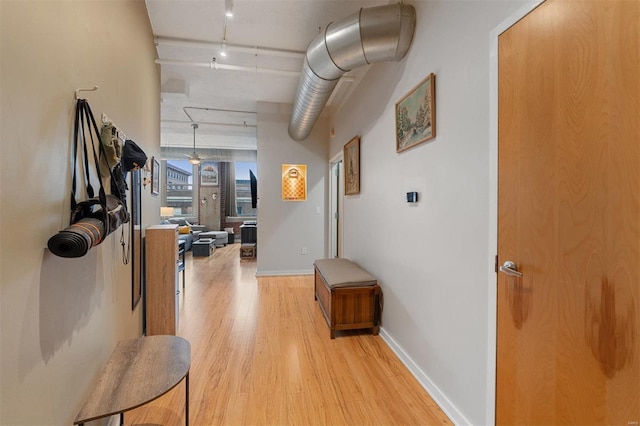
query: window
[
  {"left": 165, "top": 160, "right": 195, "bottom": 217},
  {"left": 235, "top": 162, "right": 256, "bottom": 216}
]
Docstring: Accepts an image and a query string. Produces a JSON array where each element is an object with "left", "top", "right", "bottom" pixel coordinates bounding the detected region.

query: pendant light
[{"left": 187, "top": 123, "right": 201, "bottom": 165}]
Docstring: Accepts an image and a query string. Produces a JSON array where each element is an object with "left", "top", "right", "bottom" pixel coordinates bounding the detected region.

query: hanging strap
[
  {"left": 71, "top": 99, "right": 95, "bottom": 210},
  {"left": 71, "top": 101, "right": 79, "bottom": 210},
  {"left": 71, "top": 99, "right": 122, "bottom": 235},
  {"left": 120, "top": 225, "right": 130, "bottom": 265},
  {"left": 83, "top": 100, "right": 111, "bottom": 234}
]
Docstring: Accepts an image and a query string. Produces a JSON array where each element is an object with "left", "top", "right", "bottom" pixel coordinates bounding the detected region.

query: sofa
[
  {"left": 199, "top": 231, "right": 228, "bottom": 247},
  {"left": 177, "top": 226, "right": 194, "bottom": 251},
  {"left": 161, "top": 218, "right": 207, "bottom": 251}
]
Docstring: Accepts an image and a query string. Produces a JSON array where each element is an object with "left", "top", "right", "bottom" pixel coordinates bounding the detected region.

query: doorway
[{"left": 329, "top": 159, "right": 343, "bottom": 258}]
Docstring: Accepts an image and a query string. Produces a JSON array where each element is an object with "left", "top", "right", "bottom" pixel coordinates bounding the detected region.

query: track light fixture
[{"left": 225, "top": 0, "right": 234, "bottom": 17}]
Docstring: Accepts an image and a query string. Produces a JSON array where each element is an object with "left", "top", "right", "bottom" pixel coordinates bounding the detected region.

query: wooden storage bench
[{"left": 313, "top": 258, "right": 381, "bottom": 339}]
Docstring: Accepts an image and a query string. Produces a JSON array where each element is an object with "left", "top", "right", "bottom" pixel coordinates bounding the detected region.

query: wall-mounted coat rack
[{"left": 74, "top": 85, "right": 99, "bottom": 100}]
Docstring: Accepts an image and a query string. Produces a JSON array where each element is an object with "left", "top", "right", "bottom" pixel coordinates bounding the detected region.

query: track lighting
[{"left": 225, "top": 0, "right": 234, "bottom": 17}]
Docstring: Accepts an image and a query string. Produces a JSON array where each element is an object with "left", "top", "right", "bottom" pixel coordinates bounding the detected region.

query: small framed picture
[
  {"left": 396, "top": 73, "right": 436, "bottom": 153},
  {"left": 281, "top": 164, "right": 307, "bottom": 201},
  {"left": 151, "top": 156, "right": 160, "bottom": 195},
  {"left": 344, "top": 136, "right": 360, "bottom": 195},
  {"left": 200, "top": 161, "right": 219, "bottom": 186}
]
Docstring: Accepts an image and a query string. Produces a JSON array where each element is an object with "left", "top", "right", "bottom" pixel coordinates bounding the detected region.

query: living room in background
[
  {"left": 164, "top": 160, "right": 197, "bottom": 218},
  {"left": 218, "top": 161, "right": 257, "bottom": 241}
]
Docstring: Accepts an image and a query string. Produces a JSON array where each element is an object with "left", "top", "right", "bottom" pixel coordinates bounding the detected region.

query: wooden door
[{"left": 497, "top": 0, "right": 639, "bottom": 424}]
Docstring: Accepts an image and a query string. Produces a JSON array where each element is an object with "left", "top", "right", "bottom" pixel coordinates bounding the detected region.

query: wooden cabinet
[{"left": 145, "top": 224, "right": 179, "bottom": 335}]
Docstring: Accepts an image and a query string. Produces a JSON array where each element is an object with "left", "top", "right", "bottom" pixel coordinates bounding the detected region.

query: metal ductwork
[{"left": 288, "top": 3, "right": 416, "bottom": 141}]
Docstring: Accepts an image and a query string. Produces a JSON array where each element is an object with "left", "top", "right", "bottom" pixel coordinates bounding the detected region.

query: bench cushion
[{"left": 314, "top": 258, "right": 377, "bottom": 288}]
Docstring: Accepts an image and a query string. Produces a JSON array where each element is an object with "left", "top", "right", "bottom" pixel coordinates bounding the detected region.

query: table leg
[
  {"left": 185, "top": 372, "right": 189, "bottom": 426},
  {"left": 120, "top": 412, "right": 124, "bottom": 425}
]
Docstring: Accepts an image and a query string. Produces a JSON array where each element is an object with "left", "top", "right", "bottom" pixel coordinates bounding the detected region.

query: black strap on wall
[{"left": 71, "top": 99, "right": 122, "bottom": 233}]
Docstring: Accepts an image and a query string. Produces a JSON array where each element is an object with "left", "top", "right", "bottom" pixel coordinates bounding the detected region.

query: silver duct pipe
[{"left": 288, "top": 3, "right": 416, "bottom": 141}]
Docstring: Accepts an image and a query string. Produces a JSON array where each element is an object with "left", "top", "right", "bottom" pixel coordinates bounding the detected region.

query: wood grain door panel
[{"left": 497, "top": 0, "right": 639, "bottom": 424}]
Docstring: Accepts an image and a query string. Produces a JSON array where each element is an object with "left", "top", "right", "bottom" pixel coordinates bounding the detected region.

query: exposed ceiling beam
[
  {"left": 154, "top": 36, "right": 305, "bottom": 59},
  {"left": 155, "top": 58, "right": 302, "bottom": 78}
]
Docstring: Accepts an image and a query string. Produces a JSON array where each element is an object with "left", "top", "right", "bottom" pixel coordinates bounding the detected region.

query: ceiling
[{"left": 145, "top": 0, "right": 390, "bottom": 153}]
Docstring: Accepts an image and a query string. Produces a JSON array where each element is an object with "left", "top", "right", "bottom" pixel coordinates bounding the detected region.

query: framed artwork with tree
[
  {"left": 344, "top": 136, "right": 360, "bottom": 195},
  {"left": 396, "top": 73, "right": 436, "bottom": 153}
]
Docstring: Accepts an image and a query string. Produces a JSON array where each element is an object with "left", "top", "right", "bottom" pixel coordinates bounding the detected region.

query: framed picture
[
  {"left": 281, "top": 164, "right": 307, "bottom": 201},
  {"left": 200, "top": 161, "right": 218, "bottom": 186},
  {"left": 151, "top": 156, "right": 160, "bottom": 195},
  {"left": 395, "top": 73, "right": 436, "bottom": 153},
  {"left": 344, "top": 136, "right": 360, "bottom": 195}
]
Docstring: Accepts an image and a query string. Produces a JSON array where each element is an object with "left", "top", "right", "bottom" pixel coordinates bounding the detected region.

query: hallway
[{"left": 127, "top": 244, "right": 451, "bottom": 425}]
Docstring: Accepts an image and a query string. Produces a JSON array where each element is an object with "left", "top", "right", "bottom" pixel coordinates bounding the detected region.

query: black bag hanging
[
  {"left": 123, "top": 139, "right": 147, "bottom": 172},
  {"left": 47, "top": 99, "right": 129, "bottom": 258},
  {"left": 114, "top": 138, "right": 147, "bottom": 205}
]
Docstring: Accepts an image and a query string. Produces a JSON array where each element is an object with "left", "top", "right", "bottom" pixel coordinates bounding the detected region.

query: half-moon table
[{"left": 74, "top": 335, "right": 191, "bottom": 425}]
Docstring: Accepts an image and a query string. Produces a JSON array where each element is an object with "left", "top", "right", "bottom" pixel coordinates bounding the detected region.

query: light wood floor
[{"left": 126, "top": 244, "right": 451, "bottom": 425}]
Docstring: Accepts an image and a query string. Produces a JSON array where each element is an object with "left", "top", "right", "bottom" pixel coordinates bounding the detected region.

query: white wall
[
  {"left": 256, "top": 102, "right": 328, "bottom": 276},
  {"left": 0, "top": 1, "right": 160, "bottom": 424},
  {"left": 330, "top": 1, "right": 526, "bottom": 424}
]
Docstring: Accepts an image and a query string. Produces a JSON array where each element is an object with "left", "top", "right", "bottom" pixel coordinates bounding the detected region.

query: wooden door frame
[{"left": 487, "top": 1, "right": 543, "bottom": 425}]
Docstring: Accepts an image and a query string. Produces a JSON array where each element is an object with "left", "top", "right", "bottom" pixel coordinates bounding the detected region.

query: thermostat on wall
[{"left": 406, "top": 191, "right": 418, "bottom": 203}]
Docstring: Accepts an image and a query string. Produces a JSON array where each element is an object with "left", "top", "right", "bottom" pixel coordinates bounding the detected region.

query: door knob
[{"left": 499, "top": 260, "right": 522, "bottom": 278}]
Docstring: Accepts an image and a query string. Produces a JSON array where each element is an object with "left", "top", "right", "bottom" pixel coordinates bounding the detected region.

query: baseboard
[
  {"left": 379, "top": 327, "right": 471, "bottom": 426},
  {"left": 255, "top": 269, "right": 314, "bottom": 277}
]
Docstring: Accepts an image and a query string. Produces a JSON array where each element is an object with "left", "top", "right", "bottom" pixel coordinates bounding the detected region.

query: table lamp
[{"left": 160, "top": 207, "right": 175, "bottom": 220}]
